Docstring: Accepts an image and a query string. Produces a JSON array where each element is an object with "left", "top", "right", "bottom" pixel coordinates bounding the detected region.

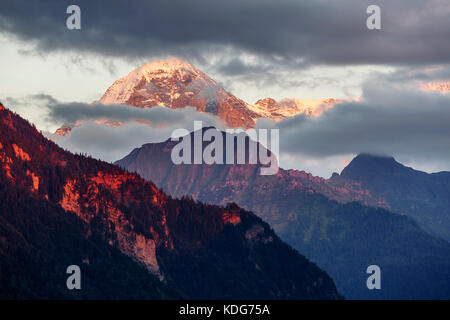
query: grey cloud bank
[
  {"left": 38, "top": 75, "right": 450, "bottom": 177},
  {"left": 261, "top": 83, "right": 450, "bottom": 175},
  {"left": 1, "top": 0, "right": 449, "bottom": 69},
  {"left": 40, "top": 97, "right": 224, "bottom": 162},
  {"left": 2, "top": 0, "right": 450, "bottom": 176}
]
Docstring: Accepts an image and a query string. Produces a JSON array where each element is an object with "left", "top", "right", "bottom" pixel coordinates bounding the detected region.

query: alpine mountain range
[{"left": 2, "top": 58, "right": 449, "bottom": 300}]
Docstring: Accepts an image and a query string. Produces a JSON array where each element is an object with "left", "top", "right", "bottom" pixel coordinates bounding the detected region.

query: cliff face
[{"left": 0, "top": 105, "right": 342, "bottom": 299}]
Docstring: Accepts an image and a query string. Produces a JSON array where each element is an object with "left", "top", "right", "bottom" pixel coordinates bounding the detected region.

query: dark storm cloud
[
  {"left": 1, "top": 0, "right": 450, "bottom": 68},
  {"left": 377, "top": 66, "right": 450, "bottom": 84},
  {"left": 217, "top": 58, "right": 273, "bottom": 77}
]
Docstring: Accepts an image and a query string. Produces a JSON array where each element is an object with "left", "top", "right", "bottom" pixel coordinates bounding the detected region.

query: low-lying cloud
[
  {"left": 38, "top": 96, "right": 224, "bottom": 162},
  {"left": 258, "top": 80, "right": 450, "bottom": 176}
]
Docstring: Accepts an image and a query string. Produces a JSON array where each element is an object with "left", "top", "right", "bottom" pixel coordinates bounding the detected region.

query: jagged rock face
[
  {"left": 0, "top": 105, "right": 342, "bottom": 299},
  {"left": 99, "top": 58, "right": 259, "bottom": 128}
]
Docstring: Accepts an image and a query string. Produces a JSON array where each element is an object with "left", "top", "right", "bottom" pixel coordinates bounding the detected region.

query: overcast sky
[{"left": 1, "top": 0, "right": 449, "bottom": 177}]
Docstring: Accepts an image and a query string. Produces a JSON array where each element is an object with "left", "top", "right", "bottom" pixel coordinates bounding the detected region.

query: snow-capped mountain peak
[
  {"left": 99, "top": 58, "right": 259, "bottom": 128},
  {"left": 99, "top": 58, "right": 217, "bottom": 106},
  {"left": 55, "top": 58, "right": 342, "bottom": 136},
  {"left": 139, "top": 58, "right": 206, "bottom": 78},
  {"left": 249, "top": 97, "right": 340, "bottom": 120}
]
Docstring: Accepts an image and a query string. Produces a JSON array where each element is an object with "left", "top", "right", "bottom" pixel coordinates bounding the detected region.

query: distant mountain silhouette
[
  {"left": 116, "top": 129, "right": 450, "bottom": 299},
  {"left": 331, "top": 154, "right": 450, "bottom": 242}
]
